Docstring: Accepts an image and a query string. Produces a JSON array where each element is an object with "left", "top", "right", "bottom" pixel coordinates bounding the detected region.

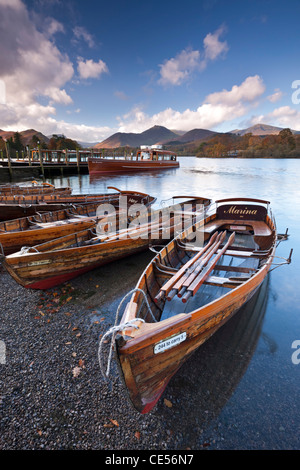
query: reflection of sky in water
[
  {"left": 51, "top": 156, "right": 300, "bottom": 339},
  {"left": 50, "top": 157, "right": 300, "bottom": 449}
]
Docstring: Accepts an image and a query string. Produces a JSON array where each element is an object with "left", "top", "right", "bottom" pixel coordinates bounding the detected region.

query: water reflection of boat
[{"left": 154, "top": 277, "right": 269, "bottom": 447}]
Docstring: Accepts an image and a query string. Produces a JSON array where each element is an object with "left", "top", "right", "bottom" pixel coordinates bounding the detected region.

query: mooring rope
[
  {"left": 20, "top": 246, "right": 40, "bottom": 254},
  {"left": 98, "top": 287, "right": 156, "bottom": 380}
]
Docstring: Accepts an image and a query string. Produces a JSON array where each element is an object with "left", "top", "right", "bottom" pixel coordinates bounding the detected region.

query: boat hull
[
  {"left": 116, "top": 264, "right": 271, "bottom": 413},
  {"left": 3, "top": 196, "right": 211, "bottom": 289},
  {"left": 3, "top": 236, "right": 165, "bottom": 289},
  {"left": 88, "top": 157, "right": 179, "bottom": 174},
  {"left": 0, "top": 218, "right": 97, "bottom": 255},
  {"left": 114, "top": 199, "right": 277, "bottom": 413}
]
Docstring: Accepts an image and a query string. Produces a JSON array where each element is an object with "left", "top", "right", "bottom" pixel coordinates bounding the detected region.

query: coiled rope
[{"left": 98, "top": 287, "right": 156, "bottom": 380}]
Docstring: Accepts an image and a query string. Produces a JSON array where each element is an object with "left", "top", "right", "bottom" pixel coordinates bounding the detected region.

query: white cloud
[
  {"left": 158, "top": 26, "right": 228, "bottom": 86},
  {"left": 44, "top": 118, "right": 113, "bottom": 143},
  {"left": 253, "top": 105, "right": 300, "bottom": 130},
  {"left": 0, "top": 0, "right": 74, "bottom": 111},
  {"left": 118, "top": 75, "right": 266, "bottom": 133},
  {"left": 205, "top": 75, "right": 265, "bottom": 105},
  {"left": 46, "top": 18, "right": 65, "bottom": 36},
  {"left": 267, "top": 88, "right": 283, "bottom": 103},
  {"left": 77, "top": 58, "right": 109, "bottom": 79},
  {"left": 158, "top": 49, "right": 201, "bottom": 86},
  {"left": 203, "top": 25, "right": 229, "bottom": 62}
]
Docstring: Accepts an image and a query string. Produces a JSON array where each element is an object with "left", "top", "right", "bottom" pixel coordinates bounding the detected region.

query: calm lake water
[{"left": 50, "top": 156, "right": 299, "bottom": 449}]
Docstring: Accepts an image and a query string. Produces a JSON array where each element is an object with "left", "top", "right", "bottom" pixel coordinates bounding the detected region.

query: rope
[
  {"left": 20, "top": 246, "right": 40, "bottom": 254},
  {"left": 98, "top": 287, "right": 156, "bottom": 380}
]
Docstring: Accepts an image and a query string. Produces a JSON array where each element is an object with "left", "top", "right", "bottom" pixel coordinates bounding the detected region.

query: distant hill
[
  {"left": 231, "top": 123, "right": 300, "bottom": 136},
  {"left": 172, "top": 128, "right": 218, "bottom": 143},
  {"left": 2, "top": 122, "right": 300, "bottom": 152},
  {"left": 94, "top": 125, "right": 181, "bottom": 149},
  {"left": 0, "top": 128, "right": 49, "bottom": 145}
]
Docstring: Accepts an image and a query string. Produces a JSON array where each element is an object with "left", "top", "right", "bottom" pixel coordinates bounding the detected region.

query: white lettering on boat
[{"left": 154, "top": 332, "right": 186, "bottom": 354}]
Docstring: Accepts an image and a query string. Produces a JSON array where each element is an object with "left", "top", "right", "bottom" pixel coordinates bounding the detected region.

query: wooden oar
[
  {"left": 181, "top": 231, "right": 236, "bottom": 303},
  {"left": 154, "top": 231, "right": 219, "bottom": 303},
  {"left": 177, "top": 231, "right": 227, "bottom": 298}
]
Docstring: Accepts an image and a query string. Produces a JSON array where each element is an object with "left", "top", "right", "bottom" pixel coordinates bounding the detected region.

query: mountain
[
  {"left": 168, "top": 128, "right": 218, "bottom": 144},
  {"left": 94, "top": 125, "right": 181, "bottom": 148},
  {"left": 0, "top": 128, "right": 49, "bottom": 145},
  {"left": 230, "top": 123, "right": 300, "bottom": 136},
  {"left": 77, "top": 140, "right": 99, "bottom": 148}
]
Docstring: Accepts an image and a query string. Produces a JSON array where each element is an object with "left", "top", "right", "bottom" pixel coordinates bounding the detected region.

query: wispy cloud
[
  {"left": 158, "top": 25, "right": 228, "bottom": 86},
  {"left": 73, "top": 26, "right": 95, "bottom": 48},
  {"left": 267, "top": 88, "right": 283, "bottom": 103},
  {"left": 114, "top": 90, "right": 129, "bottom": 101}
]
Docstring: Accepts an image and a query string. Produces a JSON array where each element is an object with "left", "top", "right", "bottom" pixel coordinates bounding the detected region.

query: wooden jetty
[{"left": 0, "top": 147, "right": 103, "bottom": 180}]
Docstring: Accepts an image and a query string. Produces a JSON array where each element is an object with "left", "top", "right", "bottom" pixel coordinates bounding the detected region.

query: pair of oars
[
  {"left": 154, "top": 231, "right": 222, "bottom": 304},
  {"left": 154, "top": 230, "right": 235, "bottom": 304}
]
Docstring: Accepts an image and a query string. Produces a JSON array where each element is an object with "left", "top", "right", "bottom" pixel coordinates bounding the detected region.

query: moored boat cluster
[{"left": 0, "top": 182, "right": 292, "bottom": 414}]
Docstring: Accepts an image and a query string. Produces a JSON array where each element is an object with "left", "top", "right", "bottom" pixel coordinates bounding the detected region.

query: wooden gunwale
[
  {"left": 0, "top": 190, "right": 156, "bottom": 254},
  {"left": 3, "top": 196, "right": 211, "bottom": 289}
]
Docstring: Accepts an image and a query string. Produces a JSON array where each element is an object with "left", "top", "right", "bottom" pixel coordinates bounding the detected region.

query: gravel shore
[
  {"left": 1, "top": 249, "right": 297, "bottom": 451},
  {"left": 0, "top": 251, "right": 202, "bottom": 451}
]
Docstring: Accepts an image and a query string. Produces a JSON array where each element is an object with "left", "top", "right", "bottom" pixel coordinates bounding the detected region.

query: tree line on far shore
[
  {"left": 1, "top": 128, "right": 300, "bottom": 159},
  {"left": 194, "top": 128, "right": 300, "bottom": 158},
  {"left": 0, "top": 133, "right": 81, "bottom": 156}
]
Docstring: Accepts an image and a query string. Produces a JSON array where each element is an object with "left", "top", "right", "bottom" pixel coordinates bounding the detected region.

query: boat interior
[
  {"left": 0, "top": 204, "right": 103, "bottom": 233},
  {"left": 131, "top": 199, "right": 277, "bottom": 323}
]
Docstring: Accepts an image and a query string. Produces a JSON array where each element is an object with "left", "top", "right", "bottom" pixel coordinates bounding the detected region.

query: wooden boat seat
[
  {"left": 203, "top": 274, "right": 251, "bottom": 288},
  {"left": 203, "top": 219, "right": 272, "bottom": 237}
]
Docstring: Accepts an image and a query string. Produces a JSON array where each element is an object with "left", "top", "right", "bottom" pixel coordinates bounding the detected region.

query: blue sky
[{"left": 1, "top": 0, "right": 300, "bottom": 143}]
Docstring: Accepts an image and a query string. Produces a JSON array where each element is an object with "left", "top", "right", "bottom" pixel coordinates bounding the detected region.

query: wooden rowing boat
[
  {"left": 0, "top": 188, "right": 156, "bottom": 255},
  {"left": 88, "top": 146, "right": 180, "bottom": 175},
  {"left": 100, "top": 197, "right": 291, "bottom": 414},
  {"left": 0, "top": 181, "right": 72, "bottom": 195},
  {"left": 0, "top": 188, "right": 152, "bottom": 205},
  {"left": 0, "top": 187, "right": 156, "bottom": 221},
  {"left": 0, "top": 202, "right": 77, "bottom": 222},
  {"left": 3, "top": 196, "right": 211, "bottom": 289}
]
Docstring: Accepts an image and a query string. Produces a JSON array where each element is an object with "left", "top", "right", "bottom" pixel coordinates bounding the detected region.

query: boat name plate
[
  {"left": 27, "top": 260, "right": 52, "bottom": 266},
  {"left": 154, "top": 332, "right": 186, "bottom": 354},
  {"left": 230, "top": 225, "right": 247, "bottom": 230}
]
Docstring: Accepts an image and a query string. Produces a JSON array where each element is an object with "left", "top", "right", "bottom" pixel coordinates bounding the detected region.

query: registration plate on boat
[
  {"left": 154, "top": 332, "right": 186, "bottom": 354},
  {"left": 230, "top": 225, "right": 247, "bottom": 230}
]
